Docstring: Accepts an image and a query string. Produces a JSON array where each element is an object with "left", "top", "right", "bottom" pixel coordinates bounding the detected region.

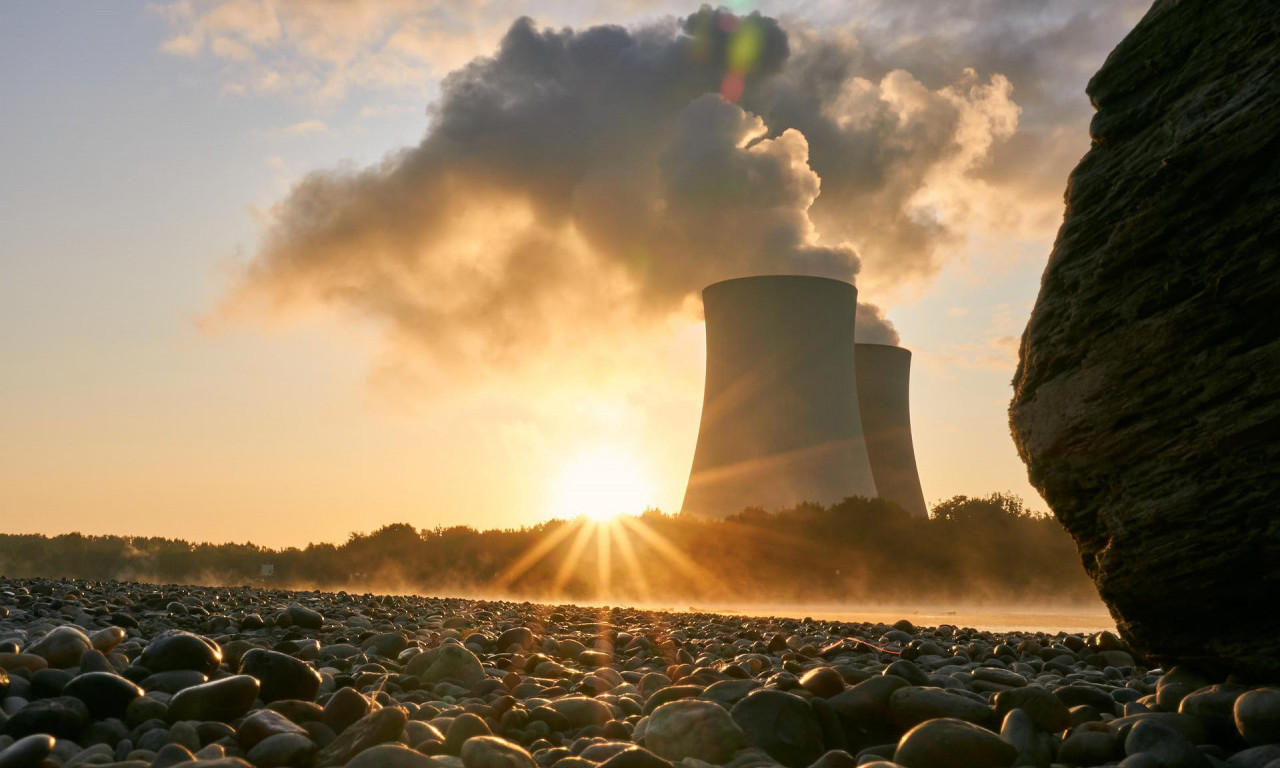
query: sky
[{"left": 0, "top": 0, "right": 1152, "bottom": 548}]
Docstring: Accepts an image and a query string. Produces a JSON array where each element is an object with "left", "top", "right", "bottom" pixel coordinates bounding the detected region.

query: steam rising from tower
[{"left": 682, "top": 276, "right": 927, "bottom": 519}]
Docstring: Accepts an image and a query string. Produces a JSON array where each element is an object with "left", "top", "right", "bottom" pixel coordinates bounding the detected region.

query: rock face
[{"left": 1009, "top": 0, "right": 1280, "bottom": 676}]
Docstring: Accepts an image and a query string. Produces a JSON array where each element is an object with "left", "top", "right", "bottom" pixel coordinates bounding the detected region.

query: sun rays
[{"left": 488, "top": 512, "right": 728, "bottom": 604}]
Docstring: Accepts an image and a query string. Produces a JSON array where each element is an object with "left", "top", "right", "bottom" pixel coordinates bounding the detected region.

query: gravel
[{"left": 0, "top": 576, "right": 1276, "bottom": 768}]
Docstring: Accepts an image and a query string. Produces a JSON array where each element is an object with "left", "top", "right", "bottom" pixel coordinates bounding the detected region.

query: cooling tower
[
  {"left": 681, "top": 275, "right": 878, "bottom": 518},
  {"left": 855, "top": 343, "right": 929, "bottom": 518}
]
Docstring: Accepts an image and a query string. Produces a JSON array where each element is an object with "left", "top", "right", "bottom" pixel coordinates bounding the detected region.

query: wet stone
[
  {"left": 1235, "top": 688, "right": 1280, "bottom": 746},
  {"left": 166, "top": 675, "right": 259, "bottom": 723},
  {"left": 238, "top": 647, "right": 322, "bottom": 703},
  {"left": 322, "top": 686, "right": 375, "bottom": 733},
  {"left": 829, "top": 676, "right": 910, "bottom": 734},
  {"left": 894, "top": 718, "right": 1018, "bottom": 768},
  {"left": 1058, "top": 728, "right": 1119, "bottom": 766},
  {"left": 883, "top": 661, "right": 930, "bottom": 687},
  {"left": 2, "top": 696, "right": 89, "bottom": 740},
  {"left": 0, "top": 734, "right": 55, "bottom": 768},
  {"left": 140, "top": 670, "right": 208, "bottom": 694},
  {"left": 799, "top": 667, "right": 846, "bottom": 699},
  {"left": 343, "top": 743, "right": 438, "bottom": 768},
  {"left": 287, "top": 604, "right": 324, "bottom": 630},
  {"left": 238, "top": 708, "right": 310, "bottom": 750},
  {"left": 138, "top": 632, "right": 222, "bottom": 676},
  {"left": 731, "top": 689, "right": 824, "bottom": 768},
  {"left": 62, "top": 672, "right": 144, "bottom": 719},
  {"left": 994, "top": 686, "right": 1072, "bottom": 733},
  {"left": 313, "top": 705, "right": 408, "bottom": 767},
  {"left": 890, "top": 686, "right": 993, "bottom": 730},
  {"left": 444, "top": 712, "right": 492, "bottom": 755},
  {"left": 461, "top": 736, "right": 538, "bottom": 768},
  {"left": 404, "top": 644, "right": 485, "bottom": 687},
  {"left": 152, "top": 743, "right": 197, "bottom": 768},
  {"left": 246, "top": 732, "right": 317, "bottom": 768},
  {"left": 1124, "top": 719, "right": 1210, "bottom": 768},
  {"left": 644, "top": 699, "right": 745, "bottom": 763},
  {"left": 24, "top": 627, "right": 91, "bottom": 669}
]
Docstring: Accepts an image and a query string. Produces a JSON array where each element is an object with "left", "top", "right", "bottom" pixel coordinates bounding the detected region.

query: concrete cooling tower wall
[
  {"left": 855, "top": 343, "right": 929, "bottom": 518},
  {"left": 681, "top": 275, "right": 879, "bottom": 518}
]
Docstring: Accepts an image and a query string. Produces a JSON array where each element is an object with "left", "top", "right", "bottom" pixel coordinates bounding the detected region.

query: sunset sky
[{"left": 0, "top": 1, "right": 1150, "bottom": 547}]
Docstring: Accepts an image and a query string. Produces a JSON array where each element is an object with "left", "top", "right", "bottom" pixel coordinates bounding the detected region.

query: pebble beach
[{"left": 1, "top": 577, "right": 1277, "bottom": 768}]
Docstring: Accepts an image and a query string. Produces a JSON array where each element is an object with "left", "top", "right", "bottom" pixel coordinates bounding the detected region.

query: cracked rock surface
[{"left": 1009, "top": 0, "right": 1280, "bottom": 677}]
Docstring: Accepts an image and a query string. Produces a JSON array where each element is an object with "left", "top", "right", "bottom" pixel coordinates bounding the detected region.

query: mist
[{"left": 0, "top": 494, "right": 1103, "bottom": 623}]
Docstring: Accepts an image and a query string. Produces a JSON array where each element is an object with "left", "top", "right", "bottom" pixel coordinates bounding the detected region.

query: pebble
[
  {"left": 312, "top": 705, "right": 407, "bottom": 767},
  {"left": 286, "top": 604, "right": 324, "bottom": 630},
  {"left": 244, "top": 731, "right": 316, "bottom": 767},
  {"left": 1, "top": 696, "right": 89, "bottom": 740},
  {"left": 444, "top": 712, "right": 493, "bottom": 754},
  {"left": 644, "top": 699, "right": 745, "bottom": 763},
  {"left": 889, "top": 686, "right": 993, "bottom": 729},
  {"left": 140, "top": 669, "right": 208, "bottom": 694},
  {"left": 460, "top": 735, "right": 538, "bottom": 768},
  {"left": 322, "top": 686, "right": 375, "bottom": 733},
  {"left": 799, "top": 667, "right": 845, "bottom": 699},
  {"left": 89, "top": 627, "right": 127, "bottom": 654},
  {"left": 829, "top": 675, "right": 910, "bottom": 734},
  {"left": 404, "top": 643, "right": 485, "bottom": 686},
  {"left": 151, "top": 742, "right": 197, "bottom": 768},
  {"left": 0, "top": 734, "right": 55, "bottom": 768},
  {"left": 61, "top": 672, "right": 144, "bottom": 719},
  {"left": 237, "top": 648, "right": 321, "bottom": 703},
  {"left": 1058, "top": 728, "right": 1119, "bottom": 766},
  {"left": 343, "top": 743, "right": 438, "bottom": 767},
  {"left": 894, "top": 718, "right": 1018, "bottom": 768},
  {"left": 238, "top": 708, "right": 310, "bottom": 750},
  {"left": 1124, "top": 719, "right": 1209, "bottom": 768},
  {"left": 993, "top": 685, "right": 1072, "bottom": 732},
  {"left": 137, "top": 631, "right": 222, "bottom": 675},
  {"left": 548, "top": 697, "right": 613, "bottom": 728},
  {"left": 999, "top": 709, "right": 1050, "bottom": 768},
  {"left": 730, "top": 689, "right": 823, "bottom": 768},
  {"left": 23, "top": 626, "right": 91, "bottom": 669},
  {"left": 883, "top": 660, "right": 930, "bottom": 687},
  {"left": 1235, "top": 688, "right": 1280, "bottom": 746},
  {"left": 166, "top": 675, "right": 259, "bottom": 722}
]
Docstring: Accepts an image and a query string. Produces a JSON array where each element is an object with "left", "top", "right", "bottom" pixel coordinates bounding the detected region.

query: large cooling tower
[
  {"left": 855, "top": 343, "right": 929, "bottom": 518},
  {"left": 681, "top": 275, "right": 879, "bottom": 518}
]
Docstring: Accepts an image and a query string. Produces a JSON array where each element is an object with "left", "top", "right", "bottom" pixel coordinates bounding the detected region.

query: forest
[{"left": 0, "top": 493, "right": 1095, "bottom": 605}]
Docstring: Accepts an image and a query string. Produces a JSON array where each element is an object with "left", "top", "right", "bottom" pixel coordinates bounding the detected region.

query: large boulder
[{"left": 1009, "top": 0, "right": 1280, "bottom": 676}]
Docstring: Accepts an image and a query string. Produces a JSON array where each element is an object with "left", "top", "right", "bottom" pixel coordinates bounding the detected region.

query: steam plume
[{"left": 226, "top": 8, "right": 1024, "bottom": 365}]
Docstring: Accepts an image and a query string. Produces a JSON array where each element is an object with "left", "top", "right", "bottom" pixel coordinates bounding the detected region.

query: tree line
[{"left": 0, "top": 493, "right": 1096, "bottom": 604}]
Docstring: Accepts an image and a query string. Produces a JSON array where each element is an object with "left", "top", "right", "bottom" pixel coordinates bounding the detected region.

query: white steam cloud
[{"left": 224, "top": 7, "right": 1031, "bottom": 368}]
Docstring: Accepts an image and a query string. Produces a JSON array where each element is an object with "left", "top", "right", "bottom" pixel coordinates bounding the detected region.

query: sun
[{"left": 553, "top": 447, "right": 654, "bottom": 522}]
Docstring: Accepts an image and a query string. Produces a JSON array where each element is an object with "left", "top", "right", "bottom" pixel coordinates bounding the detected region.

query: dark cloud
[{"left": 226, "top": 4, "right": 1103, "bottom": 368}]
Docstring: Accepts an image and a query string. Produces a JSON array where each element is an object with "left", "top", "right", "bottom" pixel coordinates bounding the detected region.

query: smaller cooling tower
[
  {"left": 855, "top": 343, "right": 928, "bottom": 518},
  {"left": 681, "top": 275, "right": 879, "bottom": 518}
]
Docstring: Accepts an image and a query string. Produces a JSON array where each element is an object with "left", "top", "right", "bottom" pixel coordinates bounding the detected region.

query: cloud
[
  {"left": 264, "top": 119, "right": 328, "bottom": 136},
  {"left": 151, "top": 0, "right": 526, "bottom": 103}
]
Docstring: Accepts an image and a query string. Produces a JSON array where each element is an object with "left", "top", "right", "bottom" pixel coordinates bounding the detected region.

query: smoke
[
  {"left": 857, "top": 303, "right": 900, "bottom": 346},
  {"left": 223, "top": 7, "right": 1027, "bottom": 370}
]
